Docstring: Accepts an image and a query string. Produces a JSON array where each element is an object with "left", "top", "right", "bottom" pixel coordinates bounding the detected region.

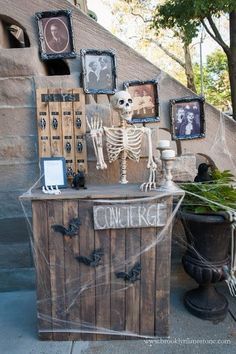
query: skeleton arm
[
  {"left": 86, "top": 115, "right": 107, "bottom": 170},
  {"left": 140, "top": 126, "right": 157, "bottom": 191}
]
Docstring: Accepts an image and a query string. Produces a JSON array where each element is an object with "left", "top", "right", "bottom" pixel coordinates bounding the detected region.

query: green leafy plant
[{"left": 179, "top": 170, "right": 236, "bottom": 213}]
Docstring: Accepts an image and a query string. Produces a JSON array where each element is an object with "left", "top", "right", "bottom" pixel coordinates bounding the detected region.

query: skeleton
[{"left": 87, "top": 91, "right": 157, "bottom": 190}]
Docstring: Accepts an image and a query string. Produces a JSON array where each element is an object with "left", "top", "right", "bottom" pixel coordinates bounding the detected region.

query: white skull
[{"left": 110, "top": 90, "right": 133, "bottom": 122}]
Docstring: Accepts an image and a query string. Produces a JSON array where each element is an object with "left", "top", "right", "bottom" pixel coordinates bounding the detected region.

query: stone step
[
  {"left": 0, "top": 242, "right": 33, "bottom": 269},
  {"left": 0, "top": 268, "right": 35, "bottom": 292}
]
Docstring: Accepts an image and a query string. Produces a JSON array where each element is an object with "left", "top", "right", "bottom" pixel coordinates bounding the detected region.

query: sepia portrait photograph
[
  {"left": 35, "top": 10, "right": 76, "bottom": 60},
  {"left": 123, "top": 80, "right": 159, "bottom": 124},
  {"left": 170, "top": 97, "right": 205, "bottom": 140},
  {"left": 81, "top": 49, "right": 117, "bottom": 94}
]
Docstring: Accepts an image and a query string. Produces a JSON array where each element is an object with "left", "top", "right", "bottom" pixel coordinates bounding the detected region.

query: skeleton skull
[{"left": 111, "top": 90, "right": 133, "bottom": 122}]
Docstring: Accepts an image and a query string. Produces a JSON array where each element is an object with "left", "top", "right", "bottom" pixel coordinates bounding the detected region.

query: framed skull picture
[
  {"left": 170, "top": 96, "right": 205, "bottom": 140},
  {"left": 35, "top": 10, "right": 76, "bottom": 60},
  {"left": 81, "top": 49, "right": 117, "bottom": 94},
  {"left": 123, "top": 79, "right": 159, "bottom": 124}
]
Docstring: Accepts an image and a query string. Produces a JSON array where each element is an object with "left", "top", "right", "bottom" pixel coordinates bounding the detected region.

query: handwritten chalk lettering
[{"left": 93, "top": 203, "right": 167, "bottom": 230}]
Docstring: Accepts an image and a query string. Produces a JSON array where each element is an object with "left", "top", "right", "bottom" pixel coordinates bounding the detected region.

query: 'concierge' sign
[{"left": 93, "top": 202, "right": 168, "bottom": 230}]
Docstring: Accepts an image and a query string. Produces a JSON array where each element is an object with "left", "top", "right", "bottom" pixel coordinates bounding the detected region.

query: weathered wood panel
[
  {"left": 95, "top": 228, "right": 111, "bottom": 340},
  {"left": 125, "top": 228, "right": 141, "bottom": 338},
  {"left": 110, "top": 228, "right": 126, "bottom": 339},
  {"left": 155, "top": 201, "right": 173, "bottom": 336},
  {"left": 47, "top": 200, "right": 67, "bottom": 340},
  {"left": 29, "top": 192, "right": 173, "bottom": 340},
  {"left": 32, "top": 200, "right": 52, "bottom": 340},
  {"left": 63, "top": 200, "right": 80, "bottom": 341},
  {"left": 36, "top": 88, "right": 51, "bottom": 157},
  {"left": 140, "top": 227, "right": 156, "bottom": 336},
  {"left": 78, "top": 200, "right": 96, "bottom": 340},
  {"left": 49, "top": 88, "right": 63, "bottom": 157}
]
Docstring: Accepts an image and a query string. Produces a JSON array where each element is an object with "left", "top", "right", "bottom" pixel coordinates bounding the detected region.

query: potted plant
[{"left": 178, "top": 168, "right": 236, "bottom": 322}]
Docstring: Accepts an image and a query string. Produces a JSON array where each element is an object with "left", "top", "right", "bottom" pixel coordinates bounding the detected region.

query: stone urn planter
[{"left": 180, "top": 211, "right": 231, "bottom": 322}]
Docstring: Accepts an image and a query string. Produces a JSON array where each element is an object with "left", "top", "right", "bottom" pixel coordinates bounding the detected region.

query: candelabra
[
  {"left": 156, "top": 144, "right": 181, "bottom": 192},
  {"left": 156, "top": 140, "right": 171, "bottom": 186}
]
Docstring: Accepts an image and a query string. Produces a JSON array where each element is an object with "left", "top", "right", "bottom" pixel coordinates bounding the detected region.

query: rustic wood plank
[
  {"left": 95, "top": 228, "right": 111, "bottom": 340},
  {"left": 47, "top": 200, "right": 67, "bottom": 340},
  {"left": 48, "top": 88, "right": 63, "bottom": 157},
  {"left": 63, "top": 200, "right": 81, "bottom": 340},
  {"left": 125, "top": 228, "right": 141, "bottom": 338},
  {"left": 61, "top": 88, "right": 76, "bottom": 176},
  {"left": 155, "top": 197, "right": 172, "bottom": 337},
  {"left": 20, "top": 183, "right": 166, "bottom": 201},
  {"left": 36, "top": 88, "right": 51, "bottom": 158},
  {"left": 110, "top": 228, "right": 126, "bottom": 339},
  {"left": 140, "top": 227, "right": 156, "bottom": 336},
  {"left": 73, "top": 88, "right": 88, "bottom": 174},
  {"left": 78, "top": 200, "right": 96, "bottom": 340},
  {"left": 32, "top": 201, "right": 52, "bottom": 340}
]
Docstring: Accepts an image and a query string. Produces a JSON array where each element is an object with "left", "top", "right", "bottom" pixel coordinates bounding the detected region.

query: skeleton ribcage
[{"left": 104, "top": 127, "right": 144, "bottom": 163}]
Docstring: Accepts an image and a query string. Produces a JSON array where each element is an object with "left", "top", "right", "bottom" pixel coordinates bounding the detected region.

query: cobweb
[{"left": 19, "top": 110, "right": 236, "bottom": 339}]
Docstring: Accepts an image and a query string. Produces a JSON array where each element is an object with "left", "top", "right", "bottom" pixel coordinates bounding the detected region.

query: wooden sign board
[{"left": 93, "top": 202, "right": 168, "bottom": 230}]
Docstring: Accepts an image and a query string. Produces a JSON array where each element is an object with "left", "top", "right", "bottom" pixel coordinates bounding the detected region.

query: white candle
[
  {"left": 162, "top": 149, "right": 175, "bottom": 159},
  {"left": 157, "top": 140, "right": 170, "bottom": 149}
]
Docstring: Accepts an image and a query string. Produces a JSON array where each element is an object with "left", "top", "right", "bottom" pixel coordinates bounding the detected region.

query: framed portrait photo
[
  {"left": 123, "top": 80, "right": 159, "bottom": 124},
  {"left": 40, "top": 157, "right": 67, "bottom": 188},
  {"left": 35, "top": 10, "right": 76, "bottom": 60},
  {"left": 81, "top": 49, "right": 117, "bottom": 94},
  {"left": 170, "top": 96, "right": 205, "bottom": 140}
]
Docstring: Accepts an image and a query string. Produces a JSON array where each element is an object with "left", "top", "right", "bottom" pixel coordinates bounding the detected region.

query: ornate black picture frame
[
  {"left": 170, "top": 96, "right": 205, "bottom": 140},
  {"left": 35, "top": 10, "right": 76, "bottom": 60},
  {"left": 123, "top": 79, "right": 159, "bottom": 124},
  {"left": 81, "top": 49, "right": 117, "bottom": 94},
  {"left": 40, "top": 157, "right": 67, "bottom": 188}
]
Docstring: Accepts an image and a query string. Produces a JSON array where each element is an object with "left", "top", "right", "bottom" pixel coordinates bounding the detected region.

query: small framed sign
[
  {"left": 81, "top": 49, "right": 117, "bottom": 94},
  {"left": 123, "top": 79, "right": 159, "bottom": 124},
  {"left": 170, "top": 96, "right": 205, "bottom": 140},
  {"left": 35, "top": 10, "right": 76, "bottom": 60},
  {"left": 40, "top": 157, "right": 67, "bottom": 188}
]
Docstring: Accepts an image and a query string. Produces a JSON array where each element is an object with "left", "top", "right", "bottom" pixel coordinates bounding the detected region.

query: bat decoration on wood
[
  {"left": 115, "top": 262, "right": 141, "bottom": 283},
  {"left": 75, "top": 248, "right": 103, "bottom": 267},
  {"left": 51, "top": 218, "right": 81, "bottom": 238}
]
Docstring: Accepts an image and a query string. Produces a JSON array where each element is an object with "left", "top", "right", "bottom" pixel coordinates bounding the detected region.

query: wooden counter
[{"left": 21, "top": 184, "right": 173, "bottom": 340}]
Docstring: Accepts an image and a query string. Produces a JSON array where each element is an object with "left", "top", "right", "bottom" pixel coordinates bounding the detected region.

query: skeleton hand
[
  {"left": 86, "top": 115, "right": 107, "bottom": 170},
  {"left": 140, "top": 165, "right": 157, "bottom": 192}
]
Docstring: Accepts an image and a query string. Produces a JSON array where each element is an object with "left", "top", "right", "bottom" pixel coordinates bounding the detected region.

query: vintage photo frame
[
  {"left": 35, "top": 10, "right": 76, "bottom": 60},
  {"left": 170, "top": 96, "right": 205, "bottom": 140},
  {"left": 81, "top": 49, "right": 117, "bottom": 94},
  {"left": 123, "top": 80, "right": 159, "bottom": 124},
  {"left": 40, "top": 157, "right": 67, "bottom": 188}
]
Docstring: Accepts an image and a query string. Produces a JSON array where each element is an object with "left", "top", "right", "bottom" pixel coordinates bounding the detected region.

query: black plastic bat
[
  {"left": 75, "top": 248, "right": 103, "bottom": 267},
  {"left": 115, "top": 262, "right": 142, "bottom": 283},
  {"left": 51, "top": 218, "right": 81, "bottom": 238}
]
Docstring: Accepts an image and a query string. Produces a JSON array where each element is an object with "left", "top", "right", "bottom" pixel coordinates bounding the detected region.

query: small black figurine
[
  {"left": 115, "top": 262, "right": 142, "bottom": 283},
  {"left": 194, "top": 163, "right": 212, "bottom": 183},
  {"left": 71, "top": 163, "right": 87, "bottom": 189},
  {"left": 75, "top": 248, "right": 103, "bottom": 267},
  {"left": 51, "top": 218, "right": 81, "bottom": 238}
]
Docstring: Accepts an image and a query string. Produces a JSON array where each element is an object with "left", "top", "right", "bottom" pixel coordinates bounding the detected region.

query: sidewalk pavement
[{"left": 0, "top": 272, "right": 236, "bottom": 354}]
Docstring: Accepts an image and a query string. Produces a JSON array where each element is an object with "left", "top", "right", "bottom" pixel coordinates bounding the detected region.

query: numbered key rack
[{"left": 36, "top": 88, "right": 88, "bottom": 177}]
